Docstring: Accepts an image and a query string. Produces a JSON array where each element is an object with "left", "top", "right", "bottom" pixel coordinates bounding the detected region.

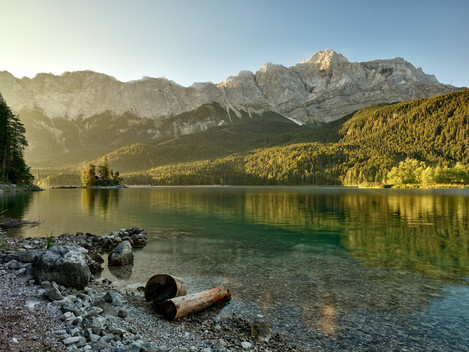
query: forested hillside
[
  {"left": 32, "top": 111, "right": 345, "bottom": 185},
  {"left": 33, "top": 89, "right": 469, "bottom": 187},
  {"left": 340, "top": 89, "right": 469, "bottom": 163},
  {"left": 338, "top": 89, "right": 469, "bottom": 184},
  {"left": 122, "top": 89, "right": 469, "bottom": 187},
  {"left": 95, "top": 111, "right": 304, "bottom": 172}
]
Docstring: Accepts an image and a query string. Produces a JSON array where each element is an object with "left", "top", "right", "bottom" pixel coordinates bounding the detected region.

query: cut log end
[
  {"left": 144, "top": 274, "right": 187, "bottom": 303},
  {"left": 161, "top": 300, "right": 178, "bottom": 321}
]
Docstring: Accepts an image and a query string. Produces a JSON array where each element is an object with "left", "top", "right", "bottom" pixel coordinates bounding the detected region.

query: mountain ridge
[
  {"left": 0, "top": 50, "right": 461, "bottom": 167},
  {"left": 1, "top": 50, "right": 457, "bottom": 121}
]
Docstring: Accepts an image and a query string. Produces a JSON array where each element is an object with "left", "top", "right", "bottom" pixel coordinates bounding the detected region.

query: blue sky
[{"left": 1, "top": 0, "right": 468, "bottom": 87}]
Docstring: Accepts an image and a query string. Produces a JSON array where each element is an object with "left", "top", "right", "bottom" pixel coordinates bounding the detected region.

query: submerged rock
[
  {"left": 251, "top": 321, "right": 272, "bottom": 342},
  {"left": 87, "top": 252, "right": 104, "bottom": 274},
  {"left": 108, "top": 241, "right": 134, "bottom": 266}
]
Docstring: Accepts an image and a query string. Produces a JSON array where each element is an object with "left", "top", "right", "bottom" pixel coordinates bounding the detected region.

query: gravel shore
[{"left": 0, "top": 229, "right": 301, "bottom": 352}]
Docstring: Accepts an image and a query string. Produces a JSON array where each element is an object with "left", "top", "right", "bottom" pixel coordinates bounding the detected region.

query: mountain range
[{"left": 0, "top": 50, "right": 460, "bottom": 167}]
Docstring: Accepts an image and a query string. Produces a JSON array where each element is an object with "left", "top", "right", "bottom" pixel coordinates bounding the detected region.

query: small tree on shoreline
[{"left": 81, "top": 157, "right": 122, "bottom": 186}]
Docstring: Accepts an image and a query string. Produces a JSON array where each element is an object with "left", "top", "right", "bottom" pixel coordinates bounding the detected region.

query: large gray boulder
[
  {"left": 33, "top": 246, "right": 91, "bottom": 289},
  {"left": 108, "top": 240, "right": 134, "bottom": 266}
]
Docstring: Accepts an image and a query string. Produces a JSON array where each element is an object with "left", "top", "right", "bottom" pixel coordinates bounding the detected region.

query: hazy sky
[{"left": 1, "top": 0, "right": 468, "bottom": 87}]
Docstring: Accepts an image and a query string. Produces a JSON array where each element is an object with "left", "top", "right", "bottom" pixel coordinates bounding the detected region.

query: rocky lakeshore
[
  {"left": 0, "top": 184, "right": 42, "bottom": 193},
  {"left": 0, "top": 228, "right": 300, "bottom": 352}
]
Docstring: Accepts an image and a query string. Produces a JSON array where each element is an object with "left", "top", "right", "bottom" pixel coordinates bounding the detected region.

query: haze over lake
[{"left": 1, "top": 186, "right": 468, "bottom": 350}]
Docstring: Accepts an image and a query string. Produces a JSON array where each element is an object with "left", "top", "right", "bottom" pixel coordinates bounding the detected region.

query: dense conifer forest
[
  {"left": 0, "top": 94, "right": 33, "bottom": 185},
  {"left": 33, "top": 89, "right": 469, "bottom": 187}
]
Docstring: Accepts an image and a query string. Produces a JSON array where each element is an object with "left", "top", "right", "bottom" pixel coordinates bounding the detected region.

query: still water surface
[{"left": 1, "top": 186, "right": 469, "bottom": 351}]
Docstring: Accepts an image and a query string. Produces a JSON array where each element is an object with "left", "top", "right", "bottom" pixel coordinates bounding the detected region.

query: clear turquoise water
[{"left": 1, "top": 186, "right": 469, "bottom": 351}]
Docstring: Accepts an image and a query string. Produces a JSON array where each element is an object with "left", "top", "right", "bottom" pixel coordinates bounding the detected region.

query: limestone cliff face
[
  {"left": 0, "top": 50, "right": 459, "bottom": 165},
  {"left": 220, "top": 50, "right": 454, "bottom": 123},
  {"left": 0, "top": 49, "right": 456, "bottom": 123}
]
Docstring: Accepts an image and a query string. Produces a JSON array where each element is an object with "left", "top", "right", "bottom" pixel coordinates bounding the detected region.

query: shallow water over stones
[{"left": 2, "top": 186, "right": 469, "bottom": 350}]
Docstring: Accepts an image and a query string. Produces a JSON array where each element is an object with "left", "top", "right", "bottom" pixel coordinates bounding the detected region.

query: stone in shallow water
[
  {"left": 108, "top": 241, "right": 134, "bottom": 266},
  {"left": 251, "top": 321, "right": 272, "bottom": 342}
]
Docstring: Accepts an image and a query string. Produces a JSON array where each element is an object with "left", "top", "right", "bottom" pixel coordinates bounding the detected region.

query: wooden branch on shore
[
  {"left": 144, "top": 274, "right": 187, "bottom": 304},
  {"left": 161, "top": 285, "right": 232, "bottom": 320}
]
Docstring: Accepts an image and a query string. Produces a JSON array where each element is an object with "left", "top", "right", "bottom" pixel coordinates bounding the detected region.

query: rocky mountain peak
[
  {"left": 300, "top": 49, "right": 349, "bottom": 69},
  {"left": 259, "top": 62, "right": 287, "bottom": 73}
]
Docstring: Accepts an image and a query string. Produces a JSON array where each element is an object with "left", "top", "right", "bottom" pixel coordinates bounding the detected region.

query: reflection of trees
[
  {"left": 121, "top": 188, "right": 469, "bottom": 342},
  {"left": 81, "top": 189, "right": 120, "bottom": 219},
  {"left": 342, "top": 193, "right": 469, "bottom": 279},
  {"left": 146, "top": 189, "right": 469, "bottom": 281},
  {"left": 0, "top": 191, "right": 34, "bottom": 220},
  {"left": 148, "top": 188, "right": 348, "bottom": 232}
]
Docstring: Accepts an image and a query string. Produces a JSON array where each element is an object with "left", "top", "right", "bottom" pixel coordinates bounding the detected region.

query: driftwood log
[
  {"left": 161, "top": 285, "right": 232, "bottom": 320},
  {"left": 144, "top": 274, "right": 187, "bottom": 303}
]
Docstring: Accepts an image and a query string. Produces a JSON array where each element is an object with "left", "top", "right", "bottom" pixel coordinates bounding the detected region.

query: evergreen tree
[
  {"left": 98, "top": 156, "right": 110, "bottom": 179},
  {"left": 81, "top": 163, "right": 97, "bottom": 186},
  {"left": 80, "top": 158, "right": 122, "bottom": 186},
  {"left": 0, "top": 93, "right": 33, "bottom": 184}
]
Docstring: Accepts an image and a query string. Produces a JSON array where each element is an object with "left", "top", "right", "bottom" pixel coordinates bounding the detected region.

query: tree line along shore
[{"left": 29, "top": 89, "right": 469, "bottom": 189}]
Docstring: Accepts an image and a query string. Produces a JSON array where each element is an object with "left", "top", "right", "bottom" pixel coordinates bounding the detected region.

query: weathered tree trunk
[
  {"left": 161, "top": 286, "right": 232, "bottom": 320},
  {"left": 144, "top": 274, "right": 187, "bottom": 303}
]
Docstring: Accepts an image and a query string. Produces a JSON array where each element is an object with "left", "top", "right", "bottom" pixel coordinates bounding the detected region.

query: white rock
[{"left": 241, "top": 341, "right": 252, "bottom": 349}]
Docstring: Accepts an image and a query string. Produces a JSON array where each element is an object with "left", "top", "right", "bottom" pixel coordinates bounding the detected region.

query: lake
[{"left": 1, "top": 186, "right": 469, "bottom": 351}]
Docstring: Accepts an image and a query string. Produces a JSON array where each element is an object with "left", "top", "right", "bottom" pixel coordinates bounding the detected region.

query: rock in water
[
  {"left": 108, "top": 240, "right": 134, "bottom": 266},
  {"left": 251, "top": 321, "right": 272, "bottom": 342},
  {"left": 87, "top": 252, "right": 104, "bottom": 274},
  {"left": 33, "top": 246, "right": 91, "bottom": 289}
]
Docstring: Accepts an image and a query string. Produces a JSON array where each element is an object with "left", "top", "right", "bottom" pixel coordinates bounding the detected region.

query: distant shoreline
[
  {"left": 33, "top": 184, "right": 469, "bottom": 192},
  {"left": 49, "top": 185, "right": 127, "bottom": 190},
  {"left": 0, "top": 184, "right": 42, "bottom": 193}
]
